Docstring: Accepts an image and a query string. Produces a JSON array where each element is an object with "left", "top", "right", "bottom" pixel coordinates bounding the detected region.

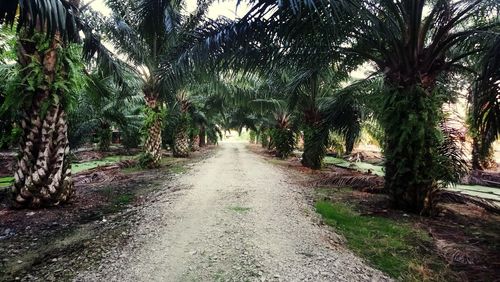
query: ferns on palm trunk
[
  {"left": 11, "top": 32, "right": 82, "bottom": 208},
  {"left": 380, "top": 85, "right": 443, "bottom": 214},
  {"left": 301, "top": 106, "right": 326, "bottom": 169},
  {"left": 249, "top": 130, "right": 257, "bottom": 144},
  {"left": 260, "top": 128, "right": 270, "bottom": 148},
  {"left": 301, "top": 124, "right": 326, "bottom": 169},
  {"left": 271, "top": 113, "right": 295, "bottom": 159},
  {"left": 271, "top": 128, "right": 295, "bottom": 158},
  {"left": 142, "top": 94, "right": 164, "bottom": 167}
]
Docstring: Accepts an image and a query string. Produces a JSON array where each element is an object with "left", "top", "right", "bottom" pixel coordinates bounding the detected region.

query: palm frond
[{"left": 0, "top": 0, "right": 80, "bottom": 41}]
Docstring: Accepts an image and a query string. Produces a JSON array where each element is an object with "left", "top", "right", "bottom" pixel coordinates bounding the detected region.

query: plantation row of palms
[{"left": 0, "top": 0, "right": 499, "bottom": 215}]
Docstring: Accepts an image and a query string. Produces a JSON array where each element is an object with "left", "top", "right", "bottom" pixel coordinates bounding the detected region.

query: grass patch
[
  {"left": 161, "top": 157, "right": 181, "bottom": 165},
  {"left": 0, "top": 176, "right": 14, "bottom": 187},
  {"left": 169, "top": 164, "right": 186, "bottom": 174},
  {"left": 228, "top": 206, "right": 251, "bottom": 213},
  {"left": 315, "top": 200, "right": 450, "bottom": 281},
  {"left": 121, "top": 166, "right": 143, "bottom": 174},
  {"left": 160, "top": 157, "right": 188, "bottom": 174},
  {"left": 113, "top": 194, "right": 134, "bottom": 206},
  {"left": 99, "top": 186, "right": 135, "bottom": 214}
]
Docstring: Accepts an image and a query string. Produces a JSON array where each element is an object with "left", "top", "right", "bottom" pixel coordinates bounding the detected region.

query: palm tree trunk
[
  {"left": 472, "top": 137, "right": 483, "bottom": 170},
  {"left": 472, "top": 138, "right": 496, "bottom": 170},
  {"left": 260, "top": 129, "right": 269, "bottom": 148},
  {"left": 143, "top": 96, "right": 163, "bottom": 167},
  {"left": 191, "top": 135, "right": 200, "bottom": 151},
  {"left": 173, "top": 114, "right": 190, "bottom": 157},
  {"left": 199, "top": 125, "right": 206, "bottom": 147},
  {"left": 173, "top": 130, "right": 189, "bottom": 157},
  {"left": 301, "top": 124, "right": 326, "bottom": 169},
  {"left": 98, "top": 122, "right": 112, "bottom": 151},
  {"left": 381, "top": 85, "right": 441, "bottom": 214},
  {"left": 13, "top": 35, "right": 73, "bottom": 208},
  {"left": 301, "top": 107, "right": 325, "bottom": 169},
  {"left": 273, "top": 128, "right": 295, "bottom": 159}
]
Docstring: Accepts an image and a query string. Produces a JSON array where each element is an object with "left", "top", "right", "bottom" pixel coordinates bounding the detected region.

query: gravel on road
[{"left": 76, "top": 141, "right": 390, "bottom": 282}]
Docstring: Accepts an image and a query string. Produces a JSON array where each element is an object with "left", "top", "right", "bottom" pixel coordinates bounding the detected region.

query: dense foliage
[{"left": 0, "top": 0, "right": 498, "bottom": 215}]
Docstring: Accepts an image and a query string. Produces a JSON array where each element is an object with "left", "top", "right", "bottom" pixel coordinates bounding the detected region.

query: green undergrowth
[
  {"left": 0, "top": 176, "right": 14, "bottom": 187},
  {"left": 72, "top": 155, "right": 136, "bottom": 174},
  {"left": 163, "top": 158, "right": 187, "bottom": 173},
  {"left": 100, "top": 187, "right": 135, "bottom": 214},
  {"left": 121, "top": 166, "right": 143, "bottom": 174},
  {"left": 324, "top": 156, "right": 385, "bottom": 176},
  {"left": 169, "top": 164, "right": 186, "bottom": 174},
  {"left": 322, "top": 157, "right": 500, "bottom": 203},
  {"left": 315, "top": 197, "right": 451, "bottom": 281}
]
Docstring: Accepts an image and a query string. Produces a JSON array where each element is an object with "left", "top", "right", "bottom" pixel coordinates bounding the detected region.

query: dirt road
[{"left": 77, "top": 141, "right": 389, "bottom": 281}]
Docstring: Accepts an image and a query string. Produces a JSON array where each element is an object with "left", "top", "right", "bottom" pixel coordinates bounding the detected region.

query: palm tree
[
  {"left": 182, "top": 0, "right": 499, "bottom": 214},
  {"left": 344, "top": 0, "right": 498, "bottom": 214},
  {"left": 102, "top": 0, "right": 211, "bottom": 167},
  {"left": 68, "top": 72, "right": 142, "bottom": 151},
  {"left": 171, "top": 91, "right": 192, "bottom": 157},
  {"left": 0, "top": 27, "right": 19, "bottom": 150},
  {"left": 286, "top": 68, "right": 353, "bottom": 168},
  {"left": 270, "top": 111, "right": 296, "bottom": 158},
  {"left": 194, "top": 95, "right": 225, "bottom": 147},
  {"left": 179, "top": 1, "right": 361, "bottom": 169},
  {"left": 0, "top": 0, "right": 125, "bottom": 208},
  {"left": 469, "top": 37, "right": 500, "bottom": 170}
]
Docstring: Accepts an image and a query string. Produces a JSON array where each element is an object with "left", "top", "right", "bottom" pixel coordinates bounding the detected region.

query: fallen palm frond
[
  {"left": 436, "top": 190, "right": 500, "bottom": 214},
  {"left": 435, "top": 239, "right": 483, "bottom": 265},
  {"left": 313, "top": 171, "right": 384, "bottom": 192},
  {"left": 73, "top": 160, "right": 138, "bottom": 184},
  {"left": 313, "top": 167, "right": 500, "bottom": 214},
  {"left": 465, "top": 170, "right": 500, "bottom": 188}
]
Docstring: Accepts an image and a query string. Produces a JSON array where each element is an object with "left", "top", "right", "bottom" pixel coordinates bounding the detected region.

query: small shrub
[
  {"left": 138, "top": 153, "right": 156, "bottom": 169},
  {"left": 122, "top": 127, "right": 142, "bottom": 149},
  {"left": 260, "top": 129, "right": 270, "bottom": 148},
  {"left": 249, "top": 130, "right": 257, "bottom": 144},
  {"left": 98, "top": 126, "right": 112, "bottom": 151}
]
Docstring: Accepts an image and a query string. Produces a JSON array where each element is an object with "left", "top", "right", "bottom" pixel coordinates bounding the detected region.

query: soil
[
  {"left": 251, "top": 144, "right": 500, "bottom": 281},
  {"left": 0, "top": 146, "right": 214, "bottom": 281}
]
